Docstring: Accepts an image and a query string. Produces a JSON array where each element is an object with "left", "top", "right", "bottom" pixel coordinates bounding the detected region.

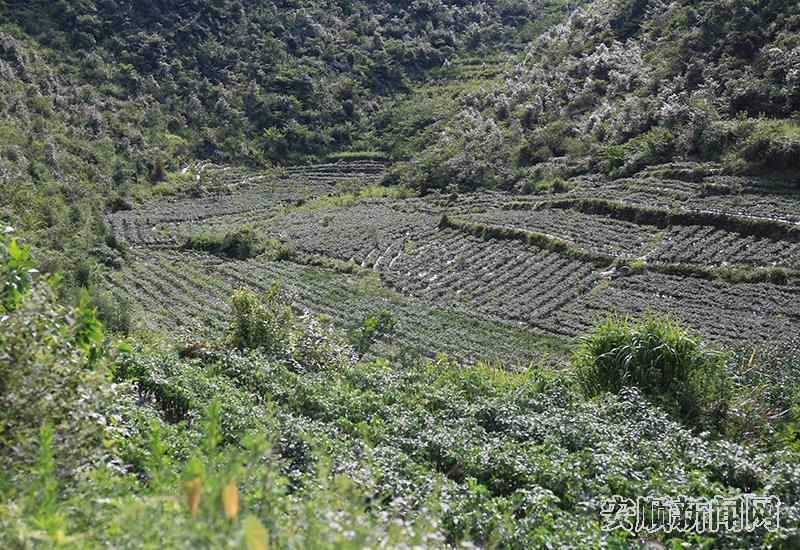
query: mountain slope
[
  {"left": 0, "top": 0, "right": 566, "bottom": 290},
  {"left": 387, "top": 0, "right": 800, "bottom": 192}
]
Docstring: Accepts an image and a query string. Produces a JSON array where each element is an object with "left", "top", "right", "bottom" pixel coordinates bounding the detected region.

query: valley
[{"left": 107, "top": 160, "right": 800, "bottom": 364}]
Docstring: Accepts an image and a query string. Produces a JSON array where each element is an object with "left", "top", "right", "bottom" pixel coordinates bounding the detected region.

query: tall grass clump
[{"left": 574, "top": 315, "right": 731, "bottom": 431}]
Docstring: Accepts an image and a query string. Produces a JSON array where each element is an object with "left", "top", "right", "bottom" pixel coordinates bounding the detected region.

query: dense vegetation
[
  {"left": 0, "top": 0, "right": 567, "bottom": 296},
  {"left": 385, "top": 0, "right": 800, "bottom": 193},
  {"left": 2, "top": 0, "right": 800, "bottom": 547},
  {"left": 2, "top": 234, "right": 799, "bottom": 547},
  {"left": 2, "top": 0, "right": 798, "bottom": 290}
]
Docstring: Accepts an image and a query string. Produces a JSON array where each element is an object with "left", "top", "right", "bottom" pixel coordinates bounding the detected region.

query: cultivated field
[{"left": 106, "top": 160, "right": 800, "bottom": 365}]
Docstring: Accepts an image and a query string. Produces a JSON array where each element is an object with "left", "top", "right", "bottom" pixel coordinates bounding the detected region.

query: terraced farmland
[
  {"left": 648, "top": 225, "right": 800, "bottom": 269},
  {"left": 460, "top": 207, "right": 660, "bottom": 257},
  {"left": 106, "top": 160, "right": 800, "bottom": 364},
  {"left": 109, "top": 160, "right": 386, "bottom": 246},
  {"left": 105, "top": 247, "right": 562, "bottom": 365},
  {"left": 571, "top": 169, "right": 800, "bottom": 223}
]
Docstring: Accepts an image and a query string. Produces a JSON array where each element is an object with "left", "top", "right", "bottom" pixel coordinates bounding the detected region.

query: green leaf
[{"left": 243, "top": 515, "right": 269, "bottom": 550}]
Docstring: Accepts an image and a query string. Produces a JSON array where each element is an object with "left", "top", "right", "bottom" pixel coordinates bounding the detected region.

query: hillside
[
  {"left": 2, "top": 0, "right": 800, "bottom": 548},
  {"left": 0, "top": 0, "right": 569, "bottom": 289},
  {"left": 386, "top": 0, "right": 800, "bottom": 192}
]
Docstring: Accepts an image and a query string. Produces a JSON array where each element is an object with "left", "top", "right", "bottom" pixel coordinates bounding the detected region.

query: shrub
[
  {"left": 0, "top": 235, "right": 123, "bottom": 486},
  {"left": 183, "top": 225, "right": 265, "bottom": 260},
  {"left": 348, "top": 310, "right": 396, "bottom": 357},
  {"left": 519, "top": 176, "right": 570, "bottom": 194},
  {"left": 91, "top": 290, "right": 132, "bottom": 335},
  {"left": 596, "top": 127, "right": 676, "bottom": 177},
  {"left": 229, "top": 284, "right": 294, "bottom": 352},
  {"left": 516, "top": 120, "right": 573, "bottom": 166},
  {"left": 574, "top": 315, "right": 731, "bottom": 431},
  {"left": 740, "top": 120, "right": 800, "bottom": 173},
  {"left": 0, "top": 229, "right": 35, "bottom": 312},
  {"left": 151, "top": 159, "right": 166, "bottom": 183}
]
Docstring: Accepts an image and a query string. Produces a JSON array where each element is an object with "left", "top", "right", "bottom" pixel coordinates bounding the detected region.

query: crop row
[
  {"left": 381, "top": 227, "right": 600, "bottom": 333},
  {"left": 108, "top": 217, "right": 175, "bottom": 246},
  {"left": 460, "top": 207, "right": 659, "bottom": 257},
  {"left": 649, "top": 225, "right": 800, "bottom": 270},
  {"left": 112, "top": 179, "right": 327, "bottom": 225},
  {"left": 260, "top": 199, "right": 439, "bottom": 266},
  {"left": 116, "top": 190, "right": 800, "bottom": 343},
  {"left": 281, "top": 159, "right": 386, "bottom": 175},
  {"left": 109, "top": 236, "right": 800, "bottom": 363},
  {"left": 105, "top": 249, "right": 560, "bottom": 365},
  {"left": 116, "top": 174, "right": 800, "bottom": 275},
  {"left": 109, "top": 161, "right": 389, "bottom": 245},
  {"left": 215, "top": 255, "right": 560, "bottom": 365},
  {"left": 282, "top": 160, "right": 386, "bottom": 181},
  {"left": 468, "top": 194, "right": 800, "bottom": 271},
  {"left": 106, "top": 163, "right": 800, "bottom": 358},
  {"left": 255, "top": 200, "right": 604, "bottom": 331},
  {"left": 104, "top": 250, "right": 233, "bottom": 333},
  {"left": 569, "top": 176, "right": 800, "bottom": 224},
  {"left": 107, "top": 227, "right": 800, "bottom": 361},
  {"left": 551, "top": 270, "right": 800, "bottom": 346}
]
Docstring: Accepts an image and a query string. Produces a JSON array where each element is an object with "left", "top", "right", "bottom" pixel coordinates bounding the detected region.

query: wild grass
[{"left": 574, "top": 315, "right": 731, "bottom": 430}]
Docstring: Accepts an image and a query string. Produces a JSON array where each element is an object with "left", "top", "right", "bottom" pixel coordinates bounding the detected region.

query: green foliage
[
  {"left": 326, "top": 151, "right": 389, "bottom": 162},
  {"left": 1, "top": 242, "right": 799, "bottom": 547},
  {"left": 740, "top": 119, "right": 800, "bottom": 172},
  {"left": 91, "top": 289, "right": 132, "bottom": 335},
  {"left": 596, "top": 127, "right": 677, "bottom": 178},
  {"left": 103, "top": 332, "right": 797, "bottom": 548},
  {"left": 348, "top": 310, "right": 396, "bottom": 357},
  {"left": 518, "top": 176, "right": 570, "bottom": 194},
  {"left": 0, "top": 229, "right": 35, "bottom": 312},
  {"left": 183, "top": 225, "right": 267, "bottom": 260},
  {"left": 0, "top": 0, "right": 557, "bottom": 293},
  {"left": 3, "top": 2, "right": 800, "bottom": 547},
  {"left": 516, "top": 120, "right": 575, "bottom": 166},
  {"left": 775, "top": 386, "right": 800, "bottom": 454},
  {"left": 0, "top": 236, "right": 124, "bottom": 497},
  {"left": 574, "top": 315, "right": 731, "bottom": 430},
  {"left": 378, "top": 0, "right": 800, "bottom": 192},
  {"left": 230, "top": 285, "right": 294, "bottom": 353}
]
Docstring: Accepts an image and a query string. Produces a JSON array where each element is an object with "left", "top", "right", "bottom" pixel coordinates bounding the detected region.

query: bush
[
  {"left": 229, "top": 284, "right": 294, "bottom": 352},
  {"left": 0, "top": 229, "right": 35, "bottom": 312},
  {"left": 0, "top": 234, "right": 124, "bottom": 488},
  {"left": 348, "top": 310, "right": 396, "bottom": 357},
  {"left": 183, "top": 225, "right": 266, "bottom": 260},
  {"left": 92, "top": 290, "right": 132, "bottom": 335},
  {"left": 516, "top": 121, "right": 573, "bottom": 166},
  {"left": 574, "top": 315, "right": 731, "bottom": 431},
  {"left": 740, "top": 120, "right": 800, "bottom": 173},
  {"left": 596, "top": 127, "right": 676, "bottom": 177}
]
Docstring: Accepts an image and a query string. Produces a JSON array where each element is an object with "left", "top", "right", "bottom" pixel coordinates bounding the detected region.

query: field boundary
[{"left": 501, "top": 197, "right": 800, "bottom": 242}]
